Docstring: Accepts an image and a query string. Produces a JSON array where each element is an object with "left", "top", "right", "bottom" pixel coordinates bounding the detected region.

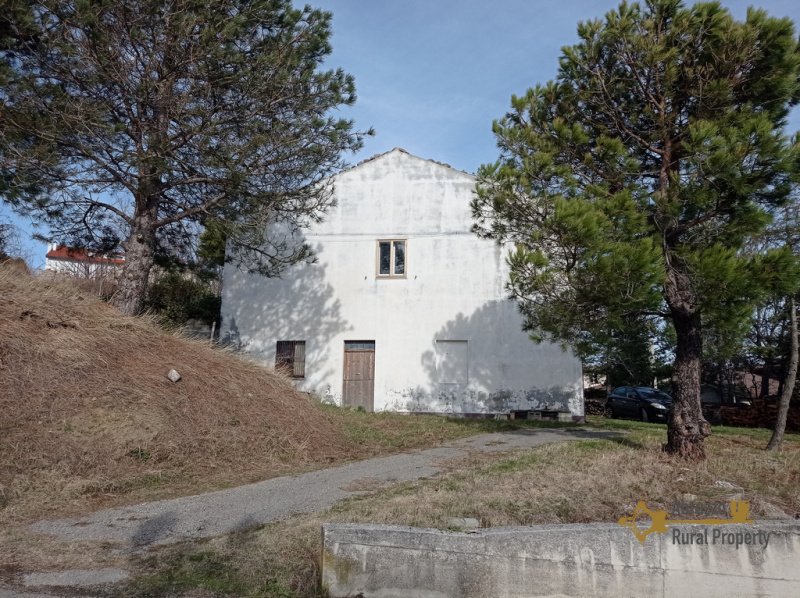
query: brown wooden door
[{"left": 343, "top": 341, "right": 375, "bottom": 411}]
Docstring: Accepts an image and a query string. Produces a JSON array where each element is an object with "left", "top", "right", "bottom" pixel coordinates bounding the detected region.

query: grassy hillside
[
  {"left": 0, "top": 266, "right": 356, "bottom": 521},
  {"left": 0, "top": 266, "right": 514, "bottom": 524}
]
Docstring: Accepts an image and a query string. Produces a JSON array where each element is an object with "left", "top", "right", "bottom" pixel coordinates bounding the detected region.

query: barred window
[{"left": 275, "top": 340, "right": 306, "bottom": 378}]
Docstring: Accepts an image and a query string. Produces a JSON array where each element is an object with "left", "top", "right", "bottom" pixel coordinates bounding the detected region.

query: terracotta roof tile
[{"left": 45, "top": 245, "right": 125, "bottom": 265}]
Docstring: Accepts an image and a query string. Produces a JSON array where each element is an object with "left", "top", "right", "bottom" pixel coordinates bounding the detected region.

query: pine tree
[
  {"left": 473, "top": 0, "right": 800, "bottom": 459},
  {"left": 1, "top": 1, "right": 369, "bottom": 314},
  {"left": 762, "top": 204, "right": 800, "bottom": 450}
]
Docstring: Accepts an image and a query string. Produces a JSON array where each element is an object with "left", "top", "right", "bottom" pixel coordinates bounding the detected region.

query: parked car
[{"left": 605, "top": 386, "right": 672, "bottom": 423}]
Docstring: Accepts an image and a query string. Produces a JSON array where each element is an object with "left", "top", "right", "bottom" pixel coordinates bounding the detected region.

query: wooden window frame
[
  {"left": 275, "top": 340, "right": 306, "bottom": 379},
  {"left": 376, "top": 239, "right": 407, "bottom": 278}
]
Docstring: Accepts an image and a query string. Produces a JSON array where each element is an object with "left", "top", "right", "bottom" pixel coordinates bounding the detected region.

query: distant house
[
  {"left": 221, "top": 148, "right": 584, "bottom": 419},
  {"left": 45, "top": 243, "right": 125, "bottom": 278}
]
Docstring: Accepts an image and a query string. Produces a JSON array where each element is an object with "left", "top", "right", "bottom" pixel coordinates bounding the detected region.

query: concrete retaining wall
[{"left": 322, "top": 522, "right": 800, "bottom": 597}]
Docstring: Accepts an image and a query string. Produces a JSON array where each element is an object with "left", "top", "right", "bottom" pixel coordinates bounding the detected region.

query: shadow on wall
[
  {"left": 388, "top": 300, "right": 581, "bottom": 414},
  {"left": 221, "top": 244, "right": 351, "bottom": 387}
]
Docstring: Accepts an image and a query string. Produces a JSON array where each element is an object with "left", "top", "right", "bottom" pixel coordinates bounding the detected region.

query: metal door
[{"left": 343, "top": 341, "right": 375, "bottom": 411}]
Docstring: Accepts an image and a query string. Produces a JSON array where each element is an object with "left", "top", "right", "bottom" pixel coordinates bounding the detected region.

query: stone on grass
[
  {"left": 446, "top": 517, "right": 480, "bottom": 529},
  {"left": 714, "top": 480, "right": 740, "bottom": 490},
  {"left": 761, "top": 502, "right": 792, "bottom": 519}
]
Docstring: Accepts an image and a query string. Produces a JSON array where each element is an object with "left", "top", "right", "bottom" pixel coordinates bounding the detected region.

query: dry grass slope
[{"left": 0, "top": 266, "right": 350, "bottom": 522}]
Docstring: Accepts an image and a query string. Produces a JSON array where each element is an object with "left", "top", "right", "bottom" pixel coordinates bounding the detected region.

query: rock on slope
[{"left": 0, "top": 266, "right": 346, "bottom": 522}]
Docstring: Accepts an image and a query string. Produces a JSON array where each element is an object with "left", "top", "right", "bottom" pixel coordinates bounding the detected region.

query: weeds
[
  {"left": 121, "top": 424, "right": 800, "bottom": 597},
  {"left": 1, "top": 266, "right": 570, "bottom": 525}
]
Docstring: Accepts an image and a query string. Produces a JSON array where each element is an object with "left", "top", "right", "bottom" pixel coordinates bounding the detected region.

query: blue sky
[
  {"left": 317, "top": 0, "right": 800, "bottom": 171},
  {"left": 4, "top": 0, "right": 800, "bottom": 267}
]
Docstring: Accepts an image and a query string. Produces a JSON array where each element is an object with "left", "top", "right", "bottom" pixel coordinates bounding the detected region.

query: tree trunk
[
  {"left": 112, "top": 213, "right": 156, "bottom": 316},
  {"left": 760, "top": 368, "right": 770, "bottom": 399},
  {"left": 767, "top": 297, "right": 798, "bottom": 451},
  {"left": 663, "top": 256, "right": 710, "bottom": 460}
]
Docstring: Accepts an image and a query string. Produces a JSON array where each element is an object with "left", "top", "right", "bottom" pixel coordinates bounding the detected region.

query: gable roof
[
  {"left": 45, "top": 245, "right": 125, "bottom": 265},
  {"left": 340, "top": 147, "right": 474, "bottom": 179}
]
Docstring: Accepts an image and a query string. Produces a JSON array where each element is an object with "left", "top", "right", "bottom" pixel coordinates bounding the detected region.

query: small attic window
[{"left": 377, "top": 240, "right": 405, "bottom": 277}]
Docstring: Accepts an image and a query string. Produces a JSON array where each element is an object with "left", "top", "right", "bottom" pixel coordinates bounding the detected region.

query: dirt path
[{"left": 8, "top": 427, "right": 611, "bottom": 596}]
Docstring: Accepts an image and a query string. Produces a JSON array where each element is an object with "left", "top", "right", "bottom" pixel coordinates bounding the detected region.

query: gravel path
[{"left": 29, "top": 428, "right": 609, "bottom": 550}]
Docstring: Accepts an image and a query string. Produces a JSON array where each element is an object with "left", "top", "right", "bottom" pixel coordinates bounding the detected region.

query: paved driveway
[{"left": 30, "top": 428, "right": 610, "bottom": 550}]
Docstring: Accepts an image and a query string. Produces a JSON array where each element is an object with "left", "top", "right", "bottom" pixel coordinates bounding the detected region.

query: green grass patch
[
  {"left": 320, "top": 403, "right": 581, "bottom": 453},
  {"left": 122, "top": 547, "right": 305, "bottom": 598},
  {"left": 125, "top": 550, "right": 253, "bottom": 597},
  {"left": 586, "top": 415, "right": 800, "bottom": 444}
]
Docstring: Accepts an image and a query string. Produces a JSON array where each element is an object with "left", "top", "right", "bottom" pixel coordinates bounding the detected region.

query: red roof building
[{"left": 45, "top": 244, "right": 125, "bottom": 276}]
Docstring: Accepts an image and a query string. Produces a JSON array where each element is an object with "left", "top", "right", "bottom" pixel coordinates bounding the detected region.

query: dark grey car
[{"left": 605, "top": 386, "right": 672, "bottom": 422}]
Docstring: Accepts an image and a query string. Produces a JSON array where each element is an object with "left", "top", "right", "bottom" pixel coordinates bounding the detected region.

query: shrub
[{"left": 145, "top": 272, "right": 220, "bottom": 325}]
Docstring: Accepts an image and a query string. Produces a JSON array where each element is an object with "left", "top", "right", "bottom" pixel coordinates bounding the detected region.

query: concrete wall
[
  {"left": 221, "top": 148, "right": 583, "bottom": 416},
  {"left": 322, "top": 522, "right": 800, "bottom": 598}
]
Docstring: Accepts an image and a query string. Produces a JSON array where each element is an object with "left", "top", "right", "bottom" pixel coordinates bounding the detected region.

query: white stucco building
[
  {"left": 221, "top": 148, "right": 584, "bottom": 419},
  {"left": 45, "top": 243, "right": 125, "bottom": 278}
]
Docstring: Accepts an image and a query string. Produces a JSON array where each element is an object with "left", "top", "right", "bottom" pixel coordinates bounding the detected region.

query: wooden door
[{"left": 343, "top": 341, "right": 375, "bottom": 411}]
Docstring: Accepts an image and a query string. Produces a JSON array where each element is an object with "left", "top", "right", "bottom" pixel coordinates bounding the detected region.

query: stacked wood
[
  {"left": 585, "top": 398, "right": 606, "bottom": 416},
  {"left": 718, "top": 400, "right": 800, "bottom": 432}
]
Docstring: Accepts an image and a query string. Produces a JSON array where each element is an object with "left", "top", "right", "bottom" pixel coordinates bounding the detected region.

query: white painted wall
[
  {"left": 221, "top": 148, "right": 584, "bottom": 417},
  {"left": 44, "top": 243, "right": 123, "bottom": 278},
  {"left": 44, "top": 257, "right": 119, "bottom": 277}
]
